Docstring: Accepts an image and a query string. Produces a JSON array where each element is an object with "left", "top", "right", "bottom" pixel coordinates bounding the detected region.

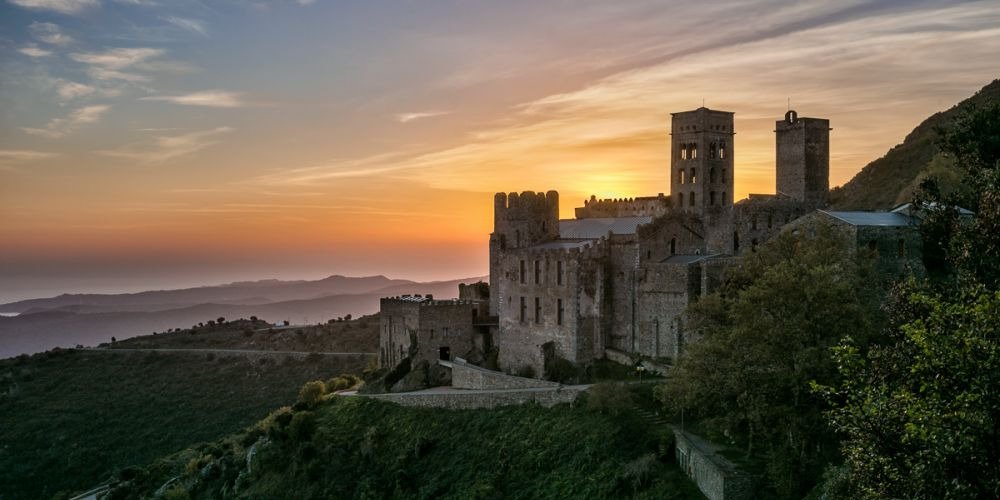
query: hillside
[
  {"left": 0, "top": 276, "right": 484, "bottom": 358},
  {"left": 829, "top": 79, "right": 999, "bottom": 209},
  {"left": 100, "top": 393, "right": 701, "bottom": 499}
]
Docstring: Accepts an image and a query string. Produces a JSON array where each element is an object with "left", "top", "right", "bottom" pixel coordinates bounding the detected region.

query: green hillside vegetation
[
  {"left": 0, "top": 321, "right": 374, "bottom": 499},
  {"left": 829, "top": 79, "right": 999, "bottom": 209},
  {"left": 102, "top": 386, "right": 701, "bottom": 500}
]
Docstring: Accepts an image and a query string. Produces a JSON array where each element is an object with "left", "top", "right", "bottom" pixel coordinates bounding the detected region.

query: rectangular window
[
  {"left": 898, "top": 238, "right": 906, "bottom": 257},
  {"left": 534, "top": 297, "right": 541, "bottom": 324},
  {"left": 557, "top": 299, "right": 564, "bottom": 325},
  {"left": 557, "top": 261, "right": 564, "bottom": 285},
  {"left": 690, "top": 168, "right": 696, "bottom": 184},
  {"left": 534, "top": 260, "right": 541, "bottom": 284},
  {"left": 519, "top": 296, "right": 526, "bottom": 323},
  {"left": 519, "top": 260, "right": 526, "bottom": 284}
]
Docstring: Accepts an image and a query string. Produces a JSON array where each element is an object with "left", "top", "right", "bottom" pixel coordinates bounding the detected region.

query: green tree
[
  {"left": 658, "top": 223, "right": 882, "bottom": 498},
  {"left": 820, "top": 286, "right": 1000, "bottom": 498}
]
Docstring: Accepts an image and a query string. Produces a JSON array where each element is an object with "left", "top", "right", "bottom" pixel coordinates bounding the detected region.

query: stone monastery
[{"left": 379, "top": 108, "right": 923, "bottom": 377}]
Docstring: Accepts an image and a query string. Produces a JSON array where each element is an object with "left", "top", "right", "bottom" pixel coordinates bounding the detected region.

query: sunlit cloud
[
  {"left": 163, "top": 16, "right": 206, "bottom": 36},
  {"left": 29, "top": 21, "right": 73, "bottom": 45},
  {"left": 395, "top": 110, "right": 450, "bottom": 123},
  {"left": 21, "top": 105, "right": 110, "bottom": 139},
  {"left": 8, "top": 0, "right": 98, "bottom": 15},
  {"left": 0, "top": 150, "right": 59, "bottom": 164},
  {"left": 141, "top": 90, "right": 246, "bottom": 108},
  {"left": 70, "top": 47, "right": 162, "bottom": 69},
  {"left": 98, "top": 126, "right": 233, "bottom": 162},
  {"left": 55, "top": 81, "right": 95, "bottom": 100},
  {"left": 18, "top": 45, "right": 52, "bottom": 57}
]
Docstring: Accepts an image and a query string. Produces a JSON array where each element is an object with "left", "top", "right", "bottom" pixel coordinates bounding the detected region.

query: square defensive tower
[
  {"left": 670, "top": 107, "right": 735, "bottom": 217},
  {"left": 776, "top": 110, "right": 830, "bottom": 207}
]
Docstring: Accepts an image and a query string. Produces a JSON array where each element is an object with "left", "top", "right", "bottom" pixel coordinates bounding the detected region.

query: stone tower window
[
  {"left": 690, "top": 168, "right": 696, "bottom": 184},
  {"left": 679, "top": 169, "right": 685, "bottom": 184},
  {"left": 681, "top": 145, "right": 688, "bottom": 160},
  {"left": 719, "top": 142, "right": 727, "bottom": 159},
  {"left": 709, "top": 142, "right": 717, "bottom": 159},
  {"left": 689, "top": 192, "right": 695, "bottom": 206},
  {"left": 691, "top": 144, "right": 698, "bottom": 159},
  {"left": 710, "top": 168, "right": 717, "bottom": 183},
  {"left": 534, "top": 297, "right": 541, "bottom": 324},
  {"left": 670, "top": 237, "right": 676, "bottom": 255},
  {"left": 534, "top": 260, "right": 541, "bottom": 284},
  {"left": 515, "top": 230, "right": 521, "bottom": 247},
  {"left": 722, "top": 191, "right": 727, "bottom": 205},
  {"left": 557, "top": 299, "right": 564, "bottom": 325},
  {"left": 519, "top": 296, "right": 526, "bottom": 323},
  {"left": 519, "top": 260, "right": 526, "bottom": 284},
  {"left": 722, "top": 168, "right": 727, "bottom": 182},
  {"left": 677, "top": 192, "right": 684, "bottom": 207},
  {"left": 557, "top": 260, "right": 564, "bottom": 285},
  {"left": 733, "top": 231, "right": 739, "bottom": 253},
  {"left": 710, "top": 191, "right": 717, "bottom": 206}
]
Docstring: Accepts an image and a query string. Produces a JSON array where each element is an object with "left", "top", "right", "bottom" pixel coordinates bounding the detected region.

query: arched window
[
  {"left": 691, "top": 144, "right": 698, "bottom": 159},
  {"left": 679, "top": 169, "right": 685, "bottom": 184},
  {"left": 689, "top": 192, "right": 696, "bottom": 206},
  {"left": 680, "top": 144, "right": 687, "bottom": 160},
  {"left": 719, "top": 142, "right": 726, "bottom": 159},
  {"left": 690, "top": 168, "right": 697, "bottom": 184},
  {"left": 709, "top": 142, "right": 717, "bottom": 159}
]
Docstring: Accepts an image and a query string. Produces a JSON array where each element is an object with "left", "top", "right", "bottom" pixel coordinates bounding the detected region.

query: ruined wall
[
  {"left": 379, "top": 298, "right": 421, "bottom": 368},
  {"left": 675, "top": 430, "right": 754, "bottom": 500},
  {"left": 446, "top": 358, "right": 560, "bottom": 390},
  {"left": 575, "top": 194, "right": 670, "bottom": 219},
  {"left": 495, "top": 240, "right": 607, "bottom": 375}
]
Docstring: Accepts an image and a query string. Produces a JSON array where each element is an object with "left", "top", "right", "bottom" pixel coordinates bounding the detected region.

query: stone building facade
[{"left": 379, "top": 107, "right": 925, "bottom": 375}]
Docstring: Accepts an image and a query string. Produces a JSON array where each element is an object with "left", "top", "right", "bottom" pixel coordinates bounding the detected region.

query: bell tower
[{"left": 670, "top": 107, "right": 735, "bottom": 217}]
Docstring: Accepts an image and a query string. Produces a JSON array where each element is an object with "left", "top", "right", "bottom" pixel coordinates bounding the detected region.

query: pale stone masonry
[{"left": 379, "top": 107, "right": 925, "bottom": 376}]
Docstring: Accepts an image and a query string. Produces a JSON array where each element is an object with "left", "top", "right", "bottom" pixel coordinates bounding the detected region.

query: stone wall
[
  {"left": 444, "top": 358, "right": 559, "bottom": 390},
  {"left": 674, "top": 430, "right": 753, "bottom": 500},
  {"left": 575, "top": 194, "right": 670, "bottom": 219},
  {"left": 361, "top": 385, "right": 586, "bottom": 410}
]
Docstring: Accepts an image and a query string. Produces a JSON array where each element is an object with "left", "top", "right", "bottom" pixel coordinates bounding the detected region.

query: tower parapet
[{"left": 489, "top": 190, "right": 559, "bottom": 315}]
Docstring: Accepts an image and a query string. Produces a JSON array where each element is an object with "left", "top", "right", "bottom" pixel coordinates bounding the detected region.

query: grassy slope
[
  {"left": 0, "top": 319, "right": 375, "bottom": 500},
  {"left": 829, "top": 79, "right": 999, "bottom": 210},
  {"left": 108, "top": 395, "right": 702, "bottom": 500}
]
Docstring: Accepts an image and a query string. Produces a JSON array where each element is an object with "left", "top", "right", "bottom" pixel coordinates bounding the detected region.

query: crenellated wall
[
  {"left": 490, "top": 191, "right": 560, "bottom": 315},
  {"left": 575, "top": 194, "right": 670, "bottom": 219}
]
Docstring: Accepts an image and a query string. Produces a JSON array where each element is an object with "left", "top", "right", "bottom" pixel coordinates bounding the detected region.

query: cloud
[
  {"left": 395, "top": 110, "right": 450, "bottom": 123},
  {"left": 141, "top": 90, "right": 247, "bottom": 108},
  {"left": 0, "top": 150, "right": 59, "bottom": 164},
  {"left": 163, "top": 16, "right": 207, "bottom": 36},
  {"left": 8, "top": 0, "right": 98, "bottom": 15},
  {"left": 55, "top": 81, "right": 95, "bottom": 100},
  {"left": 18, "top": 45, "right": 52, "bottom": 57},
  {"left": 70, "top": 47, "right": 162, "bottom": 69},
  {"left": 21, "top": 105, "right": 110, "bottom": 139},
  {"left": 29, "top": 22, "right": 73, "bottom": 45},
  {"left": 297, "top": 0, "right": 315, "bottom": 5},
  {"left": 98, "top": 126, "right": 233, "bottom": 162}
]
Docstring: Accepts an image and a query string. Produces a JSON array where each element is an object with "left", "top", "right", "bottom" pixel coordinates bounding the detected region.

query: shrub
[
  {"left": 543, "top": 355, "right": 578, "bottom": 383},
  {"left": 325, "top": 374, "right": 361, "bottom": 392},
  {"left": 163, "top": 484, "right": 191, "bottom": 500},
  {"left": 289, "top": 411, "right": 317, "bottom": 441},
  {"left": 297, "top": 381, "right": 326, "bottom": 407},
  {"left": 620, "top": 453, "right": 658, "bottom": 493},
  {"left": 586, "top": 382, "right": 634, "bottom": 415}
]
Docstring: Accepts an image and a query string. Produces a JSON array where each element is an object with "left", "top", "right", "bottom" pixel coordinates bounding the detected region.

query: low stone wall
[
  {"left": 604, "top": 348, "right": 634, "bottom": 366},
  {"left": 674, "top": 430, "right": 753, "bottom": 500},
  {"left": 362, "top": 385, "right": 587, "bottom": 410},
  {"left": 443, "top": 358, "right": 560, "bottom": 390}
]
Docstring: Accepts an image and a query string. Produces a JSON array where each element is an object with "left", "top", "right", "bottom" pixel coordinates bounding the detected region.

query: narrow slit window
[{"left": 534, "top": 297, "right": 541, "bottom": 324}]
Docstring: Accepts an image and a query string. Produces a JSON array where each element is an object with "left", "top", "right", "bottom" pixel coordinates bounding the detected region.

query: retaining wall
[
  {"left": 674, "top": 430, "right": 753, "bottom": 500},
  {"left": 444, "top": 358, "right": 559, "bottom": 390},
  {"left": 362, "top": 385, "right": 586, "bottom": 410}
]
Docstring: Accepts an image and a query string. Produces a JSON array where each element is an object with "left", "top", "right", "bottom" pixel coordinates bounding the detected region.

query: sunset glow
[{"left": 1, "top": 0, "right": 999, "bottom": 301}]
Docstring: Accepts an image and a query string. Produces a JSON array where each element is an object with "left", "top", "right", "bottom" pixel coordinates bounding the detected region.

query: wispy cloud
[
  {"left": 70, "top": 47, "right": 164, "bottom": 82},
  {"left": 163, "top": 16, "right": 207, "bottom": 36},
  {"left": 18, "top": 45, "right": 52, "bottom": 57},
  {"left": 9, "top": 0, "right": 99, "bottom": 15},
  {"left": 98, "top": 126, "right": 233, "bottom": 162},
  {"left": 395, "top": 110, "right": 450, "bottom": 123},
  {"left": 141, "top": 90, "right": 246, "bottom": 108},
  {"left": 21, "top": 105, "right": 110, "bottom": 139},
  {"left": 0, "top": 149, "right": 59, "bottom": 164},
  {"left": 29, "top": 22, "right": 73, "bottom": 45},
  {"left": 55, "top": 80, "right": 95, "bottom": 100}
]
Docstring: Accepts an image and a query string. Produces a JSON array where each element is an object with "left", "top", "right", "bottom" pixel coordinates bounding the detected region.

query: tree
[
  {"left": 658, "top": 223, "right": 882, "bottom": 498},
  {"left": 217, "top": 316, "right": 226, "bottom": 324},
  {"left": 820, "top": 286, "right": 1000, "bottom": 498}
]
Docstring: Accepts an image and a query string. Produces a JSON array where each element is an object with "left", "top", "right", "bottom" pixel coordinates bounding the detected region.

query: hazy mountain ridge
[
  {"left": 0, "top": 274, "right": 414, "bottom": 314},
  {"left": 0, "top": 275, "right": 486, "bottom": 359},
  {"left": 829, "top": 79, "right": 1000, "bottom": 210}
]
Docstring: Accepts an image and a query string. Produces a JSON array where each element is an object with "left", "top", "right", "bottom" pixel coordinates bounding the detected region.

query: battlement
[
  {"left": 380, "top": 295, "right": 481, "bottom": 308},
  {"left": 576, "top": 193, "right": 669, "bottom": 219},
  {"left": 494, "top": 191, "right": 559, "bottom": 217}
]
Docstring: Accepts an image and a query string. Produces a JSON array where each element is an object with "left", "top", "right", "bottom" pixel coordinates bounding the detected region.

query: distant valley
[{"left": 0, "top": 274, "right": 485, "bottom": 359}]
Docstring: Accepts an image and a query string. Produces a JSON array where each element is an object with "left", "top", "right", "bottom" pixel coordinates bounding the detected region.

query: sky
[{"left": 0, "top": 0, "right": 998, "bottom": 302}]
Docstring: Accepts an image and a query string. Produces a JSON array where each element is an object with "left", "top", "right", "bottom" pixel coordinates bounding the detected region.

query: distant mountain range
[
  {"left": 0, "top": 275, "right": 486, "bottom": 359},
  {"left": 829, "top": 79, "right": 999, "bottom": 210}
]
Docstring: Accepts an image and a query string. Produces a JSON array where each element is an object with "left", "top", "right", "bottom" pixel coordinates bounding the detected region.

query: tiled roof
[
  {"left": 559, "top": 216, "right": 653, "bottom": 239},
  {"left": 822, "top": 211, "right": 914, "bottom": 227}
]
